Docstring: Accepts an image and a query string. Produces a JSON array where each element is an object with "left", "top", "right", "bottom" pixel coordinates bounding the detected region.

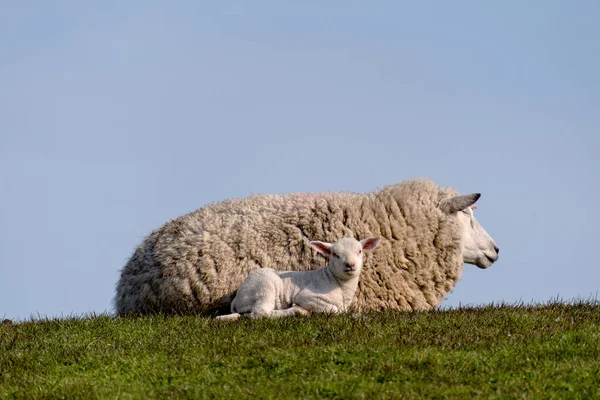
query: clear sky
[{"left": 1, "top": 2, "right": 598, "bottom": 320}]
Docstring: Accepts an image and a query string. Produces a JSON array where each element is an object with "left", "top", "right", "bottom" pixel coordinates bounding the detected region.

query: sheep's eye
[
  {"left": 461, "top": 210, "right": 471, "bottom": 216},
  {"left": 358, "top": 250, "right": 362, "bottom": 255}
]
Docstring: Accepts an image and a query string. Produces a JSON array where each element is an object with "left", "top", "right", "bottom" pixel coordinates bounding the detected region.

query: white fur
[
  {"left": 457, "top": 207, "right": 499, "bottom": 268},
  {"left": 216, "top": 237, "right": 380, "bottom": 320}
]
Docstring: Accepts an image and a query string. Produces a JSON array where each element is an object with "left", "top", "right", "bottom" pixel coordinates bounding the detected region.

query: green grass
[{"left": 1, "top": 302, "right": 600, "bottom": 399}]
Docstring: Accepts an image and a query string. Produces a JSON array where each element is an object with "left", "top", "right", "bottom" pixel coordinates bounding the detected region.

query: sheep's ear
[
  {"left": 441, "top": 193, "right": 481, "bottom": 214},
  {"left": 310, "top": 241, "right": 333, "bottom": 257},
  {"left": 360, "top": 237, "right": 380, "bottom": 252}
]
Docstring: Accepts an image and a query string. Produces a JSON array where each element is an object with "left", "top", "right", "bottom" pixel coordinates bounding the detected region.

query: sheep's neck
[{"left": 326, "top": 268, "right": 360, "bottom": 312}]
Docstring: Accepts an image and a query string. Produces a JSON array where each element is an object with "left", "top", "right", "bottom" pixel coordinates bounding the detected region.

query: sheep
[
  {"left": 115, "top": 178, "right": 499, "bottom": 315},
  {"left": 216, "top": 237, "right": 380, "bottom": 320}
]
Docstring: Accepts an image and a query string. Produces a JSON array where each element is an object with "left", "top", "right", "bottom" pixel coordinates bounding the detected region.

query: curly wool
[{"left": 115, "top": 179, "right": 463, "bottom": 315}]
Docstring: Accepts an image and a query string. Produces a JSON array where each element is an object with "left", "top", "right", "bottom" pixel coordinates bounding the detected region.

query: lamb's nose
[
  {"left": 494, "top": 245, "right": 499, "bottom": 254},
  {"left": 346, "top": 263, "right": 354, "bottom": 269}
]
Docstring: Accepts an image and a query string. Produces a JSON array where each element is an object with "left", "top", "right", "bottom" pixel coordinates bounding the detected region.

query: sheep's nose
[
  {"left": 346, "top": 262, "right": 354, "bottom": 269},
  {"left": 494, "top": 245, "right": 499, "bottom": 254}
]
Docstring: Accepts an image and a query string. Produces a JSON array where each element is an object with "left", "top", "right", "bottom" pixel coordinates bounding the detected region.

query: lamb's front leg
[
  {"left": 289, "top": 305, "right": 310, "bottom": 316},
  {"left": 295, "top": 292, "right": 341, "bottom": 314},
  {"left": 215, "top": 313, "right": 241, "bottom": 321},
  {"left": 261, "top": 306, "right": 310, "bottom": 318}
]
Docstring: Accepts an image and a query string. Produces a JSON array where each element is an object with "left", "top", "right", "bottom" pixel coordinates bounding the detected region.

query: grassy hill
[{"left": 1, "top": 302, "right": 599, "bottom": 399}]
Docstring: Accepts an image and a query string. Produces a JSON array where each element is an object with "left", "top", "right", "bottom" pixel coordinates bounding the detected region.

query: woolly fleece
[{"left": 115, "top": 179, "right": 465, "bottom": 315}]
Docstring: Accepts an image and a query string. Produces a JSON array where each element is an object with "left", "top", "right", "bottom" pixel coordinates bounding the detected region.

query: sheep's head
[
  {"left": 310, "top": 237, "right": 380, "bottom": 280},
  {"left": 441, "top": 193, "right": 499, "bottom": 269}
]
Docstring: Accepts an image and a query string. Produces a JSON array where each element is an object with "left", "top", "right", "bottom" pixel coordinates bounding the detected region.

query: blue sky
[{"left": 1, "top": 2, "right": 599, "bottom": 320}]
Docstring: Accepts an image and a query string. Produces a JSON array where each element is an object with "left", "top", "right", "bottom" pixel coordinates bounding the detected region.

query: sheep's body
[
  {"left": 216, "top": 237, "right": 380, "bottom": 320},
  {"left": 115, "top": 179, "right": 499, "bottom": 315}
]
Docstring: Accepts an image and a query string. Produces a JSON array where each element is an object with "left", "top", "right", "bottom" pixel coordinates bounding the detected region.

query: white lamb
[{"left": 216, "top": 237, "right": 380, "bottom": 320}]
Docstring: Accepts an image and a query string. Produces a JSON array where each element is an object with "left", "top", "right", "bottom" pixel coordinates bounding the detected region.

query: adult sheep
[{"left": 115, "top": 179, "right": 499, "bottom": 316}]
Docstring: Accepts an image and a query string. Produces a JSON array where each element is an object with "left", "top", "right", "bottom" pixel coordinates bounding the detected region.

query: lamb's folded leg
[
  {"left": 290, "top": 306, "right": 310, "bottom": 315},
  {"left": 259, "top": 306, "right": 310, "bottom": 318},
  {"left": 215, "top": 313, "right": 241, "bottom": 321}
]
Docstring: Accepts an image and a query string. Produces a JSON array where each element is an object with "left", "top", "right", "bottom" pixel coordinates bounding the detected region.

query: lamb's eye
[
  {"left": 358, "top": 250, "right": 362, "bottom": 255},
  {"left": 461, "top": 210, "right": 470, "bottom": 216}
]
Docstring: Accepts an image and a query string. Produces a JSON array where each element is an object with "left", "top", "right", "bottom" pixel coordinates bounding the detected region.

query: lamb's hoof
[{"left": 294, "top": 308, "right": 310, "bottom": 316}]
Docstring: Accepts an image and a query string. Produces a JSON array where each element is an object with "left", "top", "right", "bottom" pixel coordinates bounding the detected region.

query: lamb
[
  {"left": 216, "top": 237, "right": 380, "bottom": 320},
  {"left": 115, "top": 178, "right": 499, "bottom": 316}
]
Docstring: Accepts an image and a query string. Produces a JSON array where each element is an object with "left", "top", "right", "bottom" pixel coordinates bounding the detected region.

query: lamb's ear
[
  {"left": 310, "top": 241, "right": 333, "bottom": 257},
  {"left": 441, "top": 193, "right": 481, "bottom": 214},
  {"left": 360, "top": 237, "right": 381, "bottom": 252}
]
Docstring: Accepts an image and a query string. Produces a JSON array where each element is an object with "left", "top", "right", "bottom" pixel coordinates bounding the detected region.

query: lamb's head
[
  {"left": 310, "top": 237, "right": 381, "bottom": 280},
  {"left": 441, "top": 193, "right": 499, "bottom": 269}
]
